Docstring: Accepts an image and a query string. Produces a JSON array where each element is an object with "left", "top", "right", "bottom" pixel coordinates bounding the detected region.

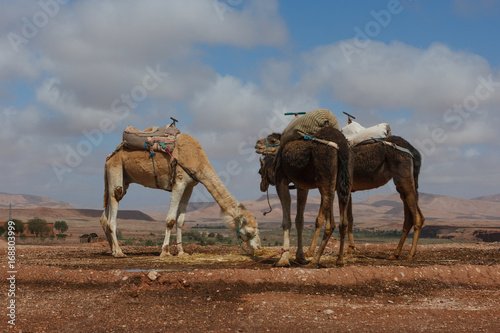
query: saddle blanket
[
  {"left": 341, "top": 121, "right": 391, "bottom": 146},
  {"left": 122, "top": 123, "right": 180, "bottom": 153},
  {"left": 281, "top": 108, "right": 339, "bottom": 147}
]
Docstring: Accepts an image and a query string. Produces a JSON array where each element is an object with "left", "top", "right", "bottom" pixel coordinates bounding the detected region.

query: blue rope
[
  {"left": 236, "top": 216, "right": 249, "bottom": 254},
  {"left": 265, "top": 138, "right": 280, "bottom": 154}
]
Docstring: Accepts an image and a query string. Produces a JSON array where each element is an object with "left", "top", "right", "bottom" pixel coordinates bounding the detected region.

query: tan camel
[
  {"left": 256, "top": 132, "right": 424, "bottom": 260},
  {"left": 101, "top": 133, "right": 261, "bottom": 258},
  {"left": 258, "top": 127, "right": 352, "bottom": 267}
]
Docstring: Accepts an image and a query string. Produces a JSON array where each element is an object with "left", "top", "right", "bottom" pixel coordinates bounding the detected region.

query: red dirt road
[{"left": 1, "top": 241, "right": 499, "bottom": 332}]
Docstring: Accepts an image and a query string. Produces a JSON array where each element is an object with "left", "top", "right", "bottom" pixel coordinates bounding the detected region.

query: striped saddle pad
[{"left": 280, "top": 109, "right": 339, "bottom": 147}]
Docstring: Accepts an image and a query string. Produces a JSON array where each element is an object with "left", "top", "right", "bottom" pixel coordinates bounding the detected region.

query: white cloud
[
  {"left": 188, "top": 75, "right": 267, "bottom": 130},
  {"left": 0, "top": 40, "right": 41, "bottom": 84},
  {"left": 300, "top": 41, "right": 494, "bottom": 113},
  {"left": 35, "top": 77, "right": 122, "bottom": 133},
  {"left": 2, "top": 0, "right": 289, "bottom": 132}
]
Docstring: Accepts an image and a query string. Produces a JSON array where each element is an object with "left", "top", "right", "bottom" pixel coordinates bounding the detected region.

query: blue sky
[{"left": 1, "top": 0, "right": 500, "bottom": 211}]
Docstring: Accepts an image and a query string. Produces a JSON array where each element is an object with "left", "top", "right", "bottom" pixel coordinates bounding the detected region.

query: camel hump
[
  {"left": 281, "top": 109, "right": 338, "bottom": 147},
  {"left": 173, "top": 133, "right": 211, "bottom": 169}
]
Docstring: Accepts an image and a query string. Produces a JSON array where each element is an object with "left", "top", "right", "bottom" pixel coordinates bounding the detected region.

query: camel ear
[{"left": 259, "top": 156, "right": 264, "bottom": 165}]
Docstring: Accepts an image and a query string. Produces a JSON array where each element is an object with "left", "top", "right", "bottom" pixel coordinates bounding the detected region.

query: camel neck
[
  {"left": 173, "top": 133, "right": 240, "bottom": 218},
  {"left": 198, "top": 169, "right": 239, "bottom": 216}
]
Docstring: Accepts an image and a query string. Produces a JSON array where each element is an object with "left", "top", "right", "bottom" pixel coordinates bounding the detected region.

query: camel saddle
[
  {"left": 280, "top": 109, "right": 339, "bottom": 148},
  {"left": 122, "top": 123, "right": 180, "bottom": 154}
]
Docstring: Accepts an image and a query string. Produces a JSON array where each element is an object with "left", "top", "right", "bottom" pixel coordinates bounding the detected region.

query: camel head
[
  {"left": 254, "top": 133, "right": 281, "bottom": 155},
  {"left": 258, "top": 155, "right": 276, "bottom": 192},
  {"left": 222, "top": 204, "right": 261, "bottom": 252}
]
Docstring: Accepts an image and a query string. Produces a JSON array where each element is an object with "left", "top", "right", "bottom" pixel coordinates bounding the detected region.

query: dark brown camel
[
  {"left": 259, "top": 126, "right": 352, "bottom": 267},
  {"left": 256, "top": 133, "right": 424, "bottom": 260}
]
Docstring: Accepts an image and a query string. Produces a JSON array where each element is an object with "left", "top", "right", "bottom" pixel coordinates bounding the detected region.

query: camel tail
[
  {"left": 411, "top": 146, "right": 422, "bottom": 200},
  {"left": 336, "top": 141, "right": 351, "bottom": 208},
  {"left": 103, "top": 165, "right": 109, "bottom": 208}
]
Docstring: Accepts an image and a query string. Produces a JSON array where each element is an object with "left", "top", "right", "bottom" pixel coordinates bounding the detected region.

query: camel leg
[
  {"left": 174, "top": 184, "right": 194, "bottom": 256},
  {"left": 390, "top": 177, "right": 424, "bottom": 260},
  {"left": 305, "top": 191, "right": 327, "bottom": 258},
  {"left": 100, "top": 166, "right": 127, "bottom": 258},
  {"left": 346, "top": 195, "right": 356, "bottom": 255},
  {"left": 391, "top": 200, "right": 412, "bottom": 259},
  {"left": 405, "top": 199, "right": 424, "bottom": 260},
  {"left": 336, "top": 191, "right": 351, "bottom": 266},
  {"left": 305, "top": 215, "right": 323, "bottom": 258},
  {"left": 295, "top": 188, "right": 309, "bottom": 265},
  {"left": 336, "top": 215, "right": 347, "bottom": 266},
  {"left": 161, "top": 175, "right": 189, "bottom": 257},
  {"left": 275, "top": 177, "right": 292, "bottom": 267},
  {"left": 310, "top": 186, "right": 335, "bottom": 267},
  {"left": 107, "top": 197, "right": 126, "bottom": 258}
]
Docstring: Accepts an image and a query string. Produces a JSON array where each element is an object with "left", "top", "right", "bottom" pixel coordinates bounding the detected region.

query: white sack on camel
[{"left": 341, "top": 121, "right": 391, "bottom": 146}]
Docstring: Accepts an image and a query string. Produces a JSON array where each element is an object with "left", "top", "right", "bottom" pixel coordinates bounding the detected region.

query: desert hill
[
  {"left": 359, "top": 193, "right": 500, "bottom": 223},
  {"left": 0, "top": 192, "right": 73, "bottom": 209},
  {"left": 0, "top": 206, "right": 155, "bottom": 222},
  {"left": 473, "top": 194, "right": 500, "bottom": 203},
  {"left": 0, "top": 193, "right": 155, "bottom": 222}
]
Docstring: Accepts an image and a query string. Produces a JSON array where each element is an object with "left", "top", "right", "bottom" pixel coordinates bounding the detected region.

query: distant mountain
[
  {"left": 2, "top": 191, "right": 499, "bottom": 227},
  {"left": 1, "top": 207, "right": 155, "bottom": 222},
  {"left": 0, "top": 192, "right": 154, "bottom": 222},
  {"left": 0, "top": 192, "right": 73, "bottom": 209},
  {"left": 473, "top": 194, "right": 500, "bottom": 203},
  {"left": 353, "top": 193, "right": 500, "bottom": 224}
]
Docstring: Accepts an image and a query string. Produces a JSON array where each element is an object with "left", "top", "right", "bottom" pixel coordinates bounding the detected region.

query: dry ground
[{"left": 1, "top": 240, "right": 499, "bottom": 332}]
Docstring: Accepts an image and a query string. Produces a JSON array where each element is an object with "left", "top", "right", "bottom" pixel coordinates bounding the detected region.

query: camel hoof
[
  {"left": 274, "top": 259, "right": 291, "bottom": 267},
  {"left": 405, "top": 255, "right": 414, "bottom": 261},
  {"left": 305, "top": 260, "right": 321, "bottom": 268},
  {"left": 306, "top": 261, "right": 326, "bottom": 269},
  {"left": 335, "top": 259, "right": 345, "bottom": 267},
  {"left": 305, "top": 262, "right": 317, "bottom": 268},
  {"left": 159, "top": 251, "right": 172, "bottom": 258},
  {"left": 295, "top": 258, "right": 310, "bottom": 266},
  {"left": 388, "top": 254, "right": 398, "bottom": 260},
  {"left": 177, "top": 251, "right": 189, "bottom": 257},
  {"left": 113, "top": 252, "right": 127, "bottom": 258}
]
